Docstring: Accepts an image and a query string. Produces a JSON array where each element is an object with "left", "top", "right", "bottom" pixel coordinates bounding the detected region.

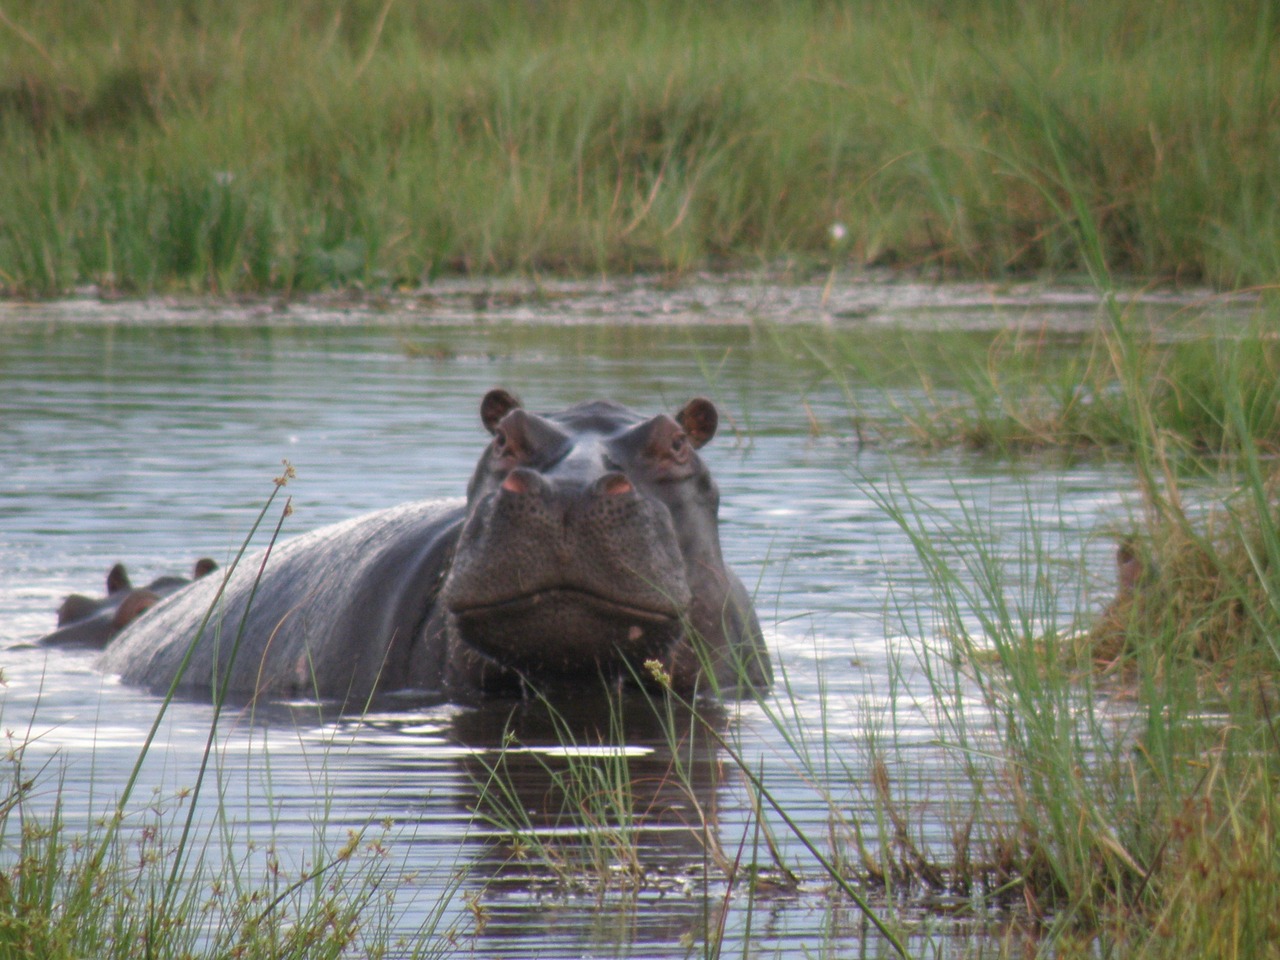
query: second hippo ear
[
  {"left": 107, "top": 563, "right": 131, "bottom": 594},
  {"left": 480, "top": 389, "right": 522, "bottom": 434},
  {"left": 676, "top": 397, "right": 718, "bottom": 449}
]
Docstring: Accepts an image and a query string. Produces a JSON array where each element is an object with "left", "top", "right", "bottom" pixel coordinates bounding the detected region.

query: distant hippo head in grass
[{"left": 92, "top": 390, "right": 772, "bottom": 706}]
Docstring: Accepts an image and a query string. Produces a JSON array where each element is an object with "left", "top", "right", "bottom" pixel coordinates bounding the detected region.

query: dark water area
[{"left": 0, "top": 279, "right": 1173, "bottom": 957}]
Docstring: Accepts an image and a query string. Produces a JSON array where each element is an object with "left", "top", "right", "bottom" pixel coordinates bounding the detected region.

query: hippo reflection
[
  {"left": 449, "top": 691, "right": 732, "bottom": 897},
  {"left": 91, "top": 390, "right": 772, "bottom": 705}
]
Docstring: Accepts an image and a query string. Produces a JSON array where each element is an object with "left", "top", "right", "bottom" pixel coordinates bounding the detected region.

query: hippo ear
[
  {"left": 107, "top": 563, "right": 131, "bottom": 594},
  {"left": 676, "top": 398, "right": 718, "bottom": 449},
  {"left": 480, "top": 389, "right": 522, "bottom": 434},
  {"left": 194, "top": 558, "right": 218, "bottom": 579}
]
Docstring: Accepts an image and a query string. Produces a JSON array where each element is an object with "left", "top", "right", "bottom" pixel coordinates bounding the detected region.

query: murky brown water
[{"left": 0, "top": 278, "right": 1197, "bottom": 957}]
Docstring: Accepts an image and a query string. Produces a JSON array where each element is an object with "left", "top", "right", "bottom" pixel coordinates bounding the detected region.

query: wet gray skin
[{"left": 92, "top": 390, "right": 771, "bottom": 706}]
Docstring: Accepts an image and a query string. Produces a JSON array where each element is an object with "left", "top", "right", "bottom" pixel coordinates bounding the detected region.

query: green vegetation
[
  {"left": 780, "top": 314, "right": 1280, "bottom": 456},
  {"left": 751, "top": 323, "right": 1280, "bottom": 956},
  {"left": 0, "top": 763, "right": 407, "bottom": 959},
  {"left": 867, "top": 465, "right": 1280, "bottom": 958},
  {"left": 2, "top": 0, "right": 1278, "bottom": 294}
]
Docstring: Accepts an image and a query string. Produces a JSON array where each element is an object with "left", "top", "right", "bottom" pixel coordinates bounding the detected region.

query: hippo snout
[
  {"left": 441, "top": 436, "right": 695, "bottom": 680},
  {"left": 443, "top": 475, "right": 692, "bottom": 618}
]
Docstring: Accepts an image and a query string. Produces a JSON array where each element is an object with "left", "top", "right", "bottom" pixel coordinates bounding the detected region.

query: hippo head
[{"left": 440, "top": 389, "right": 730, "bottom": 690}]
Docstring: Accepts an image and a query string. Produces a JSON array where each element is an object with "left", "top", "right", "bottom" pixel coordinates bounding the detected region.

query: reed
[
  {"left": 1, "top": 0, "right": 1276, "bottom": 293},
  {"left": 732, "top": 61, "right": 1280, "bottom": 954},
  {"left": 862, "top": 449, "right": 1280, "bottom": 953},
  {"left": 0, "top": 762, "right": 404, "bottom": 959}
]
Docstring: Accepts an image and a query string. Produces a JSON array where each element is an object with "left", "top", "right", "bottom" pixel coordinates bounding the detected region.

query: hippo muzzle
[{"left": 441, "top": 420, "right": 694, "bottom": 680}]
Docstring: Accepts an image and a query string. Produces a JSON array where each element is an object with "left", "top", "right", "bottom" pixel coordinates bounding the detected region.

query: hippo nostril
[{"left": 599, "top": 473, "right": 633, "bottom": 497}]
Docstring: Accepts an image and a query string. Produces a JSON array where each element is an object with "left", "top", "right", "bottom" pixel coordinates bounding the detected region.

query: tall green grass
[
  {"left": 730, "top": 304, "right": 1280, "bottom": 952},
  {"left": 728, "top": 58, "right": 1280, "bottom": 956},
  {"left": 0, "top": 757, "right": 406, "bottom": 959},
  {"left": 779, "top": 316, "right": 1280, "bottom": 457},
  {"left": 1, "top": 0, "right": 1277, "bottom": 294},
  {"left": 866, "top": 472, "right": 1280, "bottom": 957}
]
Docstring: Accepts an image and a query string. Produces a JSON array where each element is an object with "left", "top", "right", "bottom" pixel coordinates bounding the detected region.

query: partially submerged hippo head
[
  {"left": 44, "top": 559, "right": 219, "bottom": 648},
  {"left": 441, "top": 389, "right": 767, "bottom": 695},
  {"left": 56, "top": 562, "right": 132, "bottom": 626}
]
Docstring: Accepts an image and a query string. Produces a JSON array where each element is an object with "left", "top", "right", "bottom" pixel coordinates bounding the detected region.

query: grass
[
  {"left": 466, "top": 695, "right": 666, "bottom": 893},
  {"left": 1, "top": 0, "right": 1279, "bottom": 294},
  {"left": 859, "top": 456, "right": 1280, "bottom": 957},
  {"left": 0, "top": 756, "right": 402, "bottom": 959},
  {"left": 770, "top": 309, "right": 1280, "bottom": 458}
]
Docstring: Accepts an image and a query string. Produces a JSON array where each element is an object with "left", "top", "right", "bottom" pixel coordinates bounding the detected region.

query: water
[{"left": 0, "top": 279, "right": 1155, "bottom": 957}]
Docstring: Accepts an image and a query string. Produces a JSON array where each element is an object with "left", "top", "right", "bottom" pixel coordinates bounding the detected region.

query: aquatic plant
[
  {"left": 864, "top": 462, "right": 1280, "bottom": 955},
  {"left": 776, "top": 312, "right": 1280, "bottom": 458},
  {"left": 0, "top": 757, "right": 408, "bottom": 959},
  {"left": 731, "top": 62, "right": 1280, "bottom": 956}
]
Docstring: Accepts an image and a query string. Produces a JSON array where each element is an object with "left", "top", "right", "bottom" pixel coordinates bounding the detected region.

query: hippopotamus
[
  {"left": 95, "top": 390, "right": 772, "bottom": 705},
  {"left": 55, "top": 562, "right": 133, "bottom": 629},
  {"left": 43, "top": 559, "right": 219, "bottom": 648}
]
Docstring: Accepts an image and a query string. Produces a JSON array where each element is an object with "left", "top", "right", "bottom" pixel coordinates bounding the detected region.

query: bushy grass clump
[
  {"left": 861, "top": 450, "right": 1280, "bottom": 957},
  {"left": 1, "top": 0, "right": 1278, "bottom": 293},
  {"left": 784, "top": 307, "right": 1280, "bottom": 458},
  {"left": 941, "top": 330, "right": 1280, "bottom": 457},
  {"left": 1090, "top": 474, "right": 1280, "bottom": 671}
]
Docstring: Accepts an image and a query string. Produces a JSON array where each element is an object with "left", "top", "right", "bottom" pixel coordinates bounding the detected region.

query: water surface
[{"left": 0, "top": 279, "right": 1161, "bottom": 957}]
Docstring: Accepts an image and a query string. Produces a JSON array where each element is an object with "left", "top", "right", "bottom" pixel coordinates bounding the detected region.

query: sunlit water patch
[{"left": 0, "top": 282, "right": 1162, "bottom": 957}]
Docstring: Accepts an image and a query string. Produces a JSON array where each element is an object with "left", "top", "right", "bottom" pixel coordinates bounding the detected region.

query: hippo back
[{"left": 99, "top": 499, "right": 464, "bottom": 703}]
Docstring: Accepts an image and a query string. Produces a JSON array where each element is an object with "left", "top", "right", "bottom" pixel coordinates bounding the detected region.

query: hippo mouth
[
  {"left": 450, "top": 587, "right": 680, "bottom": 623},
  {"left": 448, "top": 587, "right": 686, "bottom": 678}
]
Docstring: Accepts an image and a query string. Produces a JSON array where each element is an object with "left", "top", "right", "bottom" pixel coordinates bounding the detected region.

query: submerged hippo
[
  {"left": 43, "top": 558, "right": 219, "bottom": 648},
  {"left": 55, "top": 562, "right": 133, "bottom": 628},
  {"left": 96, "top": 390, "right": 772, "bottom": 705}
]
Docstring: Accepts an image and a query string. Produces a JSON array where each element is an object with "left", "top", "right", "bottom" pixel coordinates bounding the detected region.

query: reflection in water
[
  {"left": 454, "top": 692, "right": 725, "bottom": 880},
  {"left": 448, "top": 693, "right": 736, "bottom": 955},
  {"left": 0, "top": 295, "right": 1150, "bottom": 957}
]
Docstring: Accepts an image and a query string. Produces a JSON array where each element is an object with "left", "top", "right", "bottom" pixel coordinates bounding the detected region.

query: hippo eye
[{"left": 493, "top": 429, "right": 507, "bottom": 451}]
